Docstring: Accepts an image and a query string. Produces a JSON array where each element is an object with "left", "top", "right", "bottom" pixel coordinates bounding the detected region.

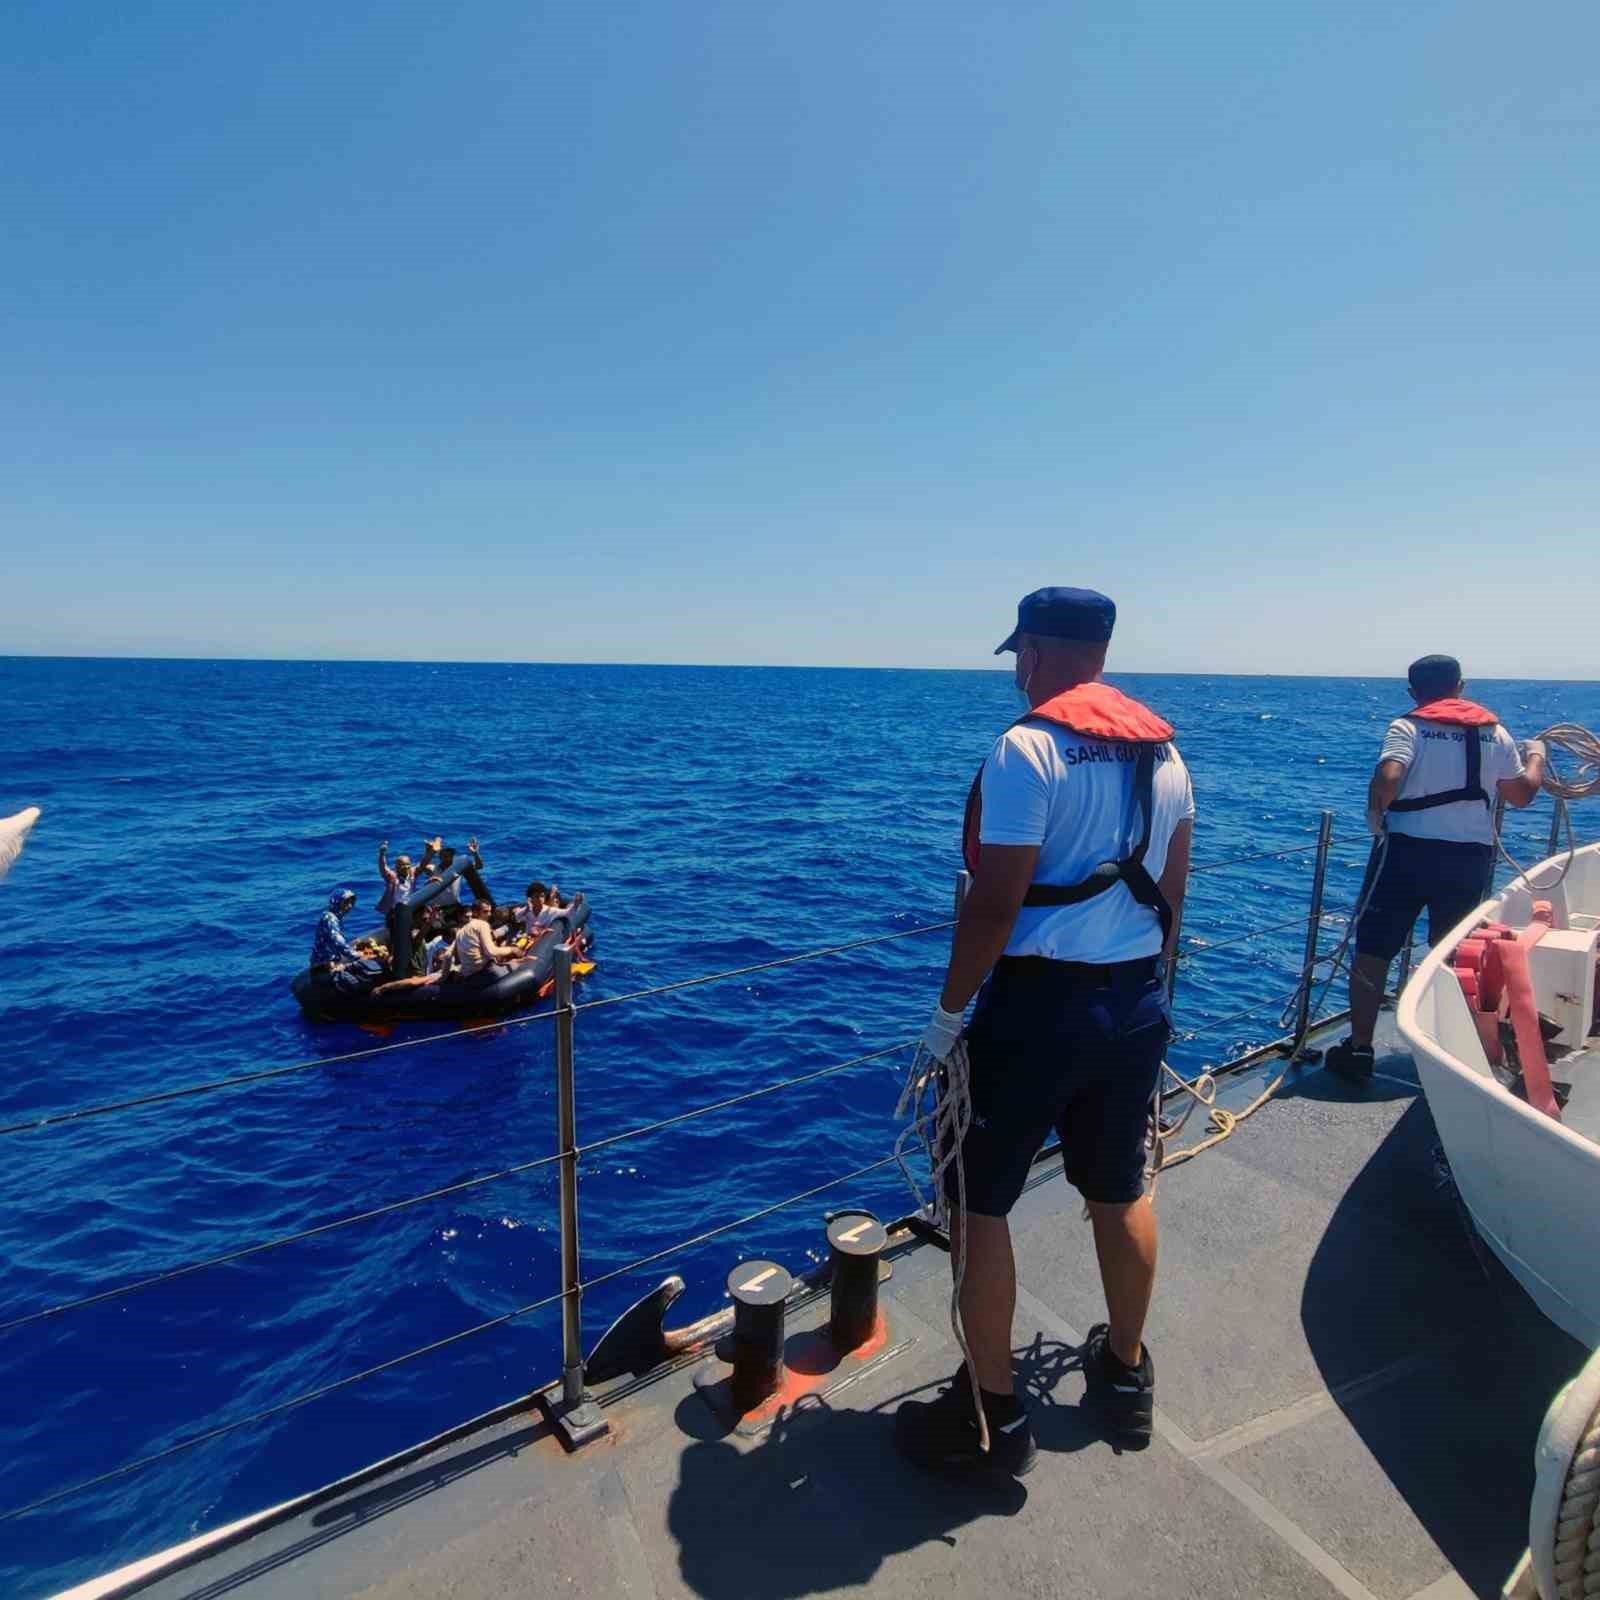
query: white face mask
[{"left": 1014, "top": 650, "right": 1036, "bottom": 714}]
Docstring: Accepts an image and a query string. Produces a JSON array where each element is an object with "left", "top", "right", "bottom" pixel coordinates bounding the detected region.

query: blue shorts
[
  {"left": 1354, "top": 833, "right": 1493, "bottom": 961},
  {"left": 942, "top": 956, "right": 1170, "bottom": 1214}
]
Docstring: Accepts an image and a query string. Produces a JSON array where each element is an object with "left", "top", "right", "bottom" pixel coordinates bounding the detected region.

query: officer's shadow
[{"left": 666, "top": 1334, "right": 1099, "bottom": 1599}]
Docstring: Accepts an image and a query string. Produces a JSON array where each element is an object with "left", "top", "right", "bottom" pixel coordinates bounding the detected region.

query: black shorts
[
  {"left": 942, "top": 955, "right": 1170, "bottom": 1214},
  {"left": 1354, "top": 833, "right": 1493, "bottom": 961}
]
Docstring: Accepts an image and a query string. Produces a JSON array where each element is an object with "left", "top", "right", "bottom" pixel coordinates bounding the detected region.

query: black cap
[
  {"left": 1408, "top": 654, "right": 1463, "bottom": 700},
  {"left": 996, "top": 587, "right": 1116, "bottom": 654}
]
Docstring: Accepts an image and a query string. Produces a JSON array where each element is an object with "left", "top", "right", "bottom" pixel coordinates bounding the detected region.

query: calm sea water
[{"left": 3, "top": 659, "right": 1595, "bottom": 1596}]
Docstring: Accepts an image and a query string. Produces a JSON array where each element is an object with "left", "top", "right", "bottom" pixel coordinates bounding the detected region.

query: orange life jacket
[
  {"left": 1388, "top": 698, "right": 1499, "bottom": 815},
  {"left": 961, "top": 683, "right": 1178, "bottom": 943}
]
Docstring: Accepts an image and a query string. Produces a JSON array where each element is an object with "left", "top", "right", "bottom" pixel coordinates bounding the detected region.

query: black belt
[{"left": 996, "top": 954, "right": 1159, "bottom": 983}]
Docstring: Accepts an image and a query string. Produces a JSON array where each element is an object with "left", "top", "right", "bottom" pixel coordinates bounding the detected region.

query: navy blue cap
[
  {"left": 995, "top": 587, "right": 1116, "bottom": 654},
  {"left": 1408, "top": 654, "right": 1462, "bottom": 697}
]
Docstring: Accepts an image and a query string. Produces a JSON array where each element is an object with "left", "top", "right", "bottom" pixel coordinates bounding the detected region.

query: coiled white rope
[
  {"left": 1497, "top": 723, "right": 1600, "bottom": 892},
  {"left": 893, "top": 1038, "right": 990, "bottom": 1453},
  {"left": 1550, "top": 1398, "right": 1600, "bottom": 1598}
]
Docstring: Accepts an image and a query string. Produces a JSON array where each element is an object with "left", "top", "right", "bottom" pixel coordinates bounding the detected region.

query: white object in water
[
  {"left": 1397, "top": 841, "right": 1600, "bottom": 1348},
  {"left": 0, "top": 806, "right": 40, "bottom": 881}
]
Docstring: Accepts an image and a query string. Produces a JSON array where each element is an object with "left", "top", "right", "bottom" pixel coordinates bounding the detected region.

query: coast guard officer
[
  {"left": 1326, "top": 654, "right": 1545, "bottom": 1083},
  {"left": 898, "top": 587, "right": 1194, "bottom": 1478}
]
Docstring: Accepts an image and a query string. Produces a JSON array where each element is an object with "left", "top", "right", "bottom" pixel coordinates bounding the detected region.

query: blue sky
[{"left": 3, "top": 1, "right": 1596, "bottom": 674}]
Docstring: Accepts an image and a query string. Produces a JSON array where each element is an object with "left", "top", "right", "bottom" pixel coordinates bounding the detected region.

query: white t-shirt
[
  {"left": 1380, "top": 717, "right": 1523, "bottom": 845},
  {"left": 978, "top": 725, "right": 1195, "bottom": 962}
]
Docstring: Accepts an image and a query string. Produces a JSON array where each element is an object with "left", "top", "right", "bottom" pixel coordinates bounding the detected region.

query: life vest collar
[
  {"left": 1389, "top": 698, "right": 1496, "bottom": 816},
  {"left": 1405, "top": 697, "right": 1498, "bottom": 728},
  {"left": 961, "top": 683, "right": 1177, "bottom": 942},
  {"left": 1019, "top": 682, "right": 1175, "bottom": 744}
]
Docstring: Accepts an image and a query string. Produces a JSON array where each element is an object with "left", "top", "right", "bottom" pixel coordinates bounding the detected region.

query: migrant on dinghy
[{"left": 291, "top": 856, "right": 594, "bottom": 1023}]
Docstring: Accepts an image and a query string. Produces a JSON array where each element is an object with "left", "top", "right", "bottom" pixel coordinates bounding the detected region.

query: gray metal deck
[{"left": 109, "top": 1019, "right": 1587, "bottom": 1600}]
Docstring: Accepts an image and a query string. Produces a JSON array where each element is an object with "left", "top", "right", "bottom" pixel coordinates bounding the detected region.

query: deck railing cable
[
  {"left": 575, "top": 1042, "right": 916, "bottom": 1160},
  {"left": 1171, "top": 912, "right": 1330, "bottom": 962},
  {"left": 0, "top": 1286, "right": 570, "bottom": 1524},
  {"left": 0, "top": 921, "right": 954, "bottom": 1141},
  {"left": 0, "top": 1042, "right": 919, "bottom": 1339},
  {"left": 0, "top": 1011, "right": 559, "bottom": 1139},
  {"left": 1188, "top": 841, "right": 1321, "bottom": 875},
  {"left": 572, "top": 920, "right": 956, "bottom": 1015},
  {"left": 0, "top": 1149, "right": 909, "bottom": 1525},
  {"left": 0, "top": 1149, "right": 562, "bottom": 1337}
]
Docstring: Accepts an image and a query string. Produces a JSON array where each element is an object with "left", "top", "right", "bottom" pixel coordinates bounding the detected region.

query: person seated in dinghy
[
  {"left": 370, "top": 906, "right": 469, "bottom": 999},
  {"left": 447, "top": 899, "right": 528, "bottom": 986},
  {"left": 310, "top": 889, "right": 386, "bottom": 994}
]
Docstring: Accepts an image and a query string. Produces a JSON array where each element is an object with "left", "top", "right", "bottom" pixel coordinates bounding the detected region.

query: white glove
[
  {"left": 920, "top": 1004, "right": 965, "bottom": 1062},
  {"left": 1522, "top": 738, "right": 1548, "bottom": 763}
]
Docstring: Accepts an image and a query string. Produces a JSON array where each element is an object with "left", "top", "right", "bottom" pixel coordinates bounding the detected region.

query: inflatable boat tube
[{"left": 291, "top": 900, "right": 593, "bottom": 1024}]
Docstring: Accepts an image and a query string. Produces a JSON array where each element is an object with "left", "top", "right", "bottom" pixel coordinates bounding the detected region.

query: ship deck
[{"left": 76, "top": 1015, "right": 1588, "bottom": 1600}]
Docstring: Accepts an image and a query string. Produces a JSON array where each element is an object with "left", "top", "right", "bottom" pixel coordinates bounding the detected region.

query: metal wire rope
[
  {"left": 0, "top": 920, "right": 955, "bottom": 1140},
  {"left": 1176, "top": 988, "right": 1303, "bottom": 1044},
  {"left": 574, "top": 1041, "right": 916, "bottom": 1161},
  {"left": 0, "top": 1149, "right": 564, "bottom": 1337},
  {"left": 0, "top": 1012, "right": 558, "bottom": 1139},
  {"left": 1189, "top": 841, "right": 1322, "bottom": 875},
  {"left": 0, "top": 1285, "right": 569, "bottom": 1524},
  {"left": 1172, "top": 912, "right": 1328, "bottom": 962},
  {"left": 578, "top": 1152, "right": 903, "bottom": 1295},
  {"left": 3, "top": 1148, "right": 912, "bottom": 1523},
  {"left": 572, "top": 920, "right": 955, "bottom": 1014},
  {"left": 2, "top": 1042, "right": 919, "bottom": 1338}
]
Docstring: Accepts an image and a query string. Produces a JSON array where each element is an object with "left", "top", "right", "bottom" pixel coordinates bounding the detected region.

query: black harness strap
[
  {"left": 1388, "top": 716, "right": 1490, "bottom": 813},
  {"left": 1020, "top": 743, "right": 1174, "bottom": 945}
]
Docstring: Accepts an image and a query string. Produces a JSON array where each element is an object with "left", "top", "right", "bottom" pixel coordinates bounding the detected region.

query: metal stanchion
[
  {"left": 1548, "top": 806, "right": 1563, "bottom": 857},
  {"left": 541, "top": 944, "right": 608, "bottom": 1447},
  {"left": 1291, "top": 811, "right": 1334, "bottom": 1057},
  {"left": 954, "top": 869, "right": 971, "bottom": 924}
]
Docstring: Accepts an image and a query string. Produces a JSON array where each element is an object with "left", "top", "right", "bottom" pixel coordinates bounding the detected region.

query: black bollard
[
  {"left": 826, "top": 1210, "right": 887, "bottom": 1351},
  {"left": 726, "top": 1259, "right": 791, "bottom": 1409}
]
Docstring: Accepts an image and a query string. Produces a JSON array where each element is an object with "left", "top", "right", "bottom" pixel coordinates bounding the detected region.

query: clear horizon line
[{"left": 2, "top": 651, "right": 1596, "bottom": 685}]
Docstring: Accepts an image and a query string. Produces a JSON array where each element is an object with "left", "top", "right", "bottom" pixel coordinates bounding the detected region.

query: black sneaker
[
  {"left": 1082, "top": 1324, "right": 1154, "bottom": 1448},
  {"left": 894, "top": 1368, "right": 1037, "bottom": 1480},
  {"left": 1325, "top": 1038, "right": 1376, "bottom": 1084}
]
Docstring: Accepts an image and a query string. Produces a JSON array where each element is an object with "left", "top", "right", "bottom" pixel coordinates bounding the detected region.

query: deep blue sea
[{"left": 3, "top": 659, "right": 1595, "bottom": 1596}]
